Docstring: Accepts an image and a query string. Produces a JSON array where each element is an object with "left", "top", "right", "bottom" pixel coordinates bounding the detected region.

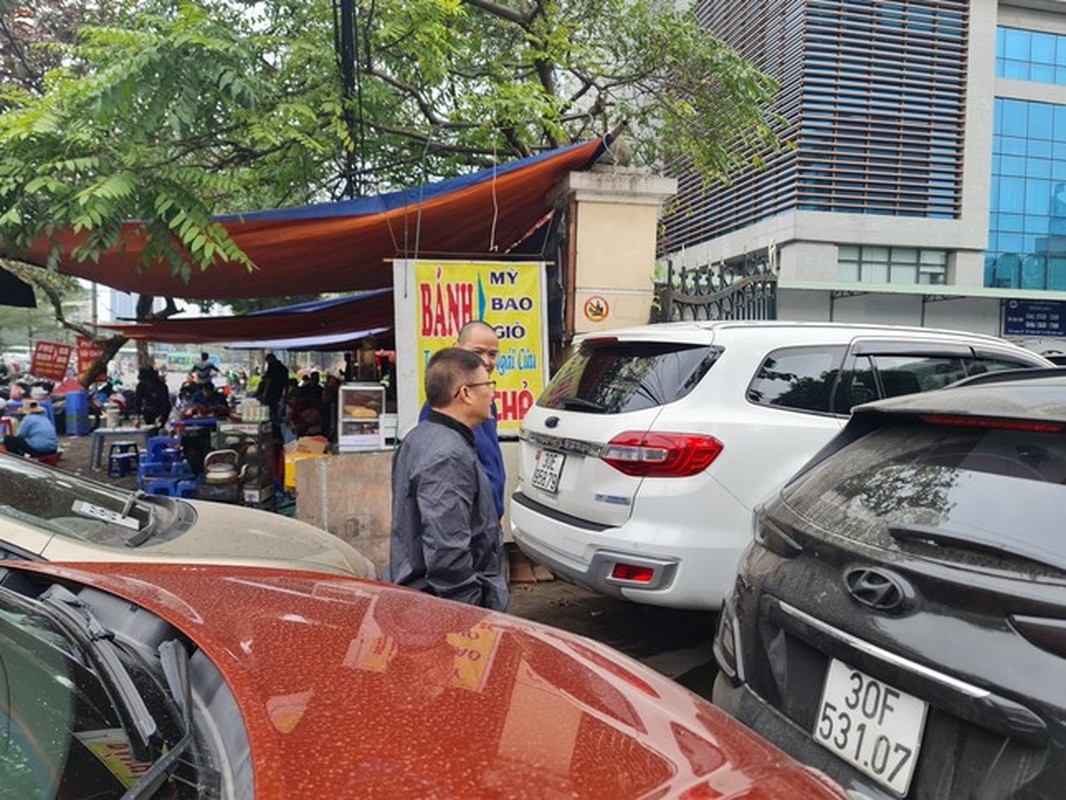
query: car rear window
[
  {"left": 0, "top": 456, "right": 181, "bottom": 546},
  {"left": 538, "top": 341, "right": 719, "bottom": 413},
  {"left": 781, "top": 419, "right": 1066, "bottom": 575}
]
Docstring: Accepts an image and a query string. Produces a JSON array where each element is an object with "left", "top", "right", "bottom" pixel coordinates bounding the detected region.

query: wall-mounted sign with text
[
  {"left": 1003, "top": 299, "right": 1066, "bottom": 338},
  {"left": 393, "top": 259, "right": 548, "bottom": 438}
]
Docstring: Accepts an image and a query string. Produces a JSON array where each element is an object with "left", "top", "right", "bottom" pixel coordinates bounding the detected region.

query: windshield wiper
[
  {"left": 122, "top": 640, "right": 198, "bottom": 800},
  {"left": 887, "top": 522, "right": 1066, "bottom": 573},
  {"left": 122, "top": 489, "right": 146, "bottom": 519},
  {"left": 39, "top": 584, "right": 158, "bottom": 760},
  {"left": 125, "top": 520, "right": 160, "bottom": 548},
  {"left": 557, "top": 396, "right": 606, "bottom": 412}
]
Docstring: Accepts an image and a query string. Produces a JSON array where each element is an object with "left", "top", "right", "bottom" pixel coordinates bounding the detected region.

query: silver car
[{"left": 0, "top": 452, "right": 376, "bottom": 577}]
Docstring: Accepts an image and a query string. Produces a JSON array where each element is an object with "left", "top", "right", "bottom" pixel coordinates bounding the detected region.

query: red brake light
[
  {"left": 581, "top": 336, "right": 618, "bottom": 346},
  {"left": 919, "top": 414, "right": 1066, "bottom": 433},
  {"left": 601, "top": 431, "right": 723, "bottom": 477},
  {"left": 611, "top": 564, "right": 656, "bottom": 583}
]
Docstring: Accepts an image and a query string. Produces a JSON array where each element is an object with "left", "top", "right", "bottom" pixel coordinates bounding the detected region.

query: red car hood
[{"left": 12, "top": 562, "right": 844, "bottom": 799}]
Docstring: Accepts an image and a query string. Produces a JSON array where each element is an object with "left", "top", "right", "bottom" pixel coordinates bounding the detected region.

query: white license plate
[
  {"left": 531, "top": 449, "right": 565, "bottom": 493},
  {"left": 814, "top": 659, "right": 927, "bottom": 796}
]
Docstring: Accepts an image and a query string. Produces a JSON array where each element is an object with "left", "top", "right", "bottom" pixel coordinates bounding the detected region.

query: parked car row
[
  {"left": 511, "top": 321, "right": 1051, "bottom": 610},
  {"left": 511, "top": 321, "right": 1066, "bottom": 798},
  {"left": 0, "top": 421, "right": 848, "bottom": 797},
  {"left": 4, "top": 319, "right": 1061, "bottom": 798}
]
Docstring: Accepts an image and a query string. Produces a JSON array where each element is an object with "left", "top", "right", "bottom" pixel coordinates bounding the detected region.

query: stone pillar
[{"left": 555, "top": 166, "right": 677, "bottom": 338}]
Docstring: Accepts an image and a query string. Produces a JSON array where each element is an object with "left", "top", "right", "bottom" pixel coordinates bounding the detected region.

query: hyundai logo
[
  {"left": 545, "top": 416, "right": 560, "bottom": 429},
  {"left": 844, "top": 568, "right": 910, "bottom": 613}
]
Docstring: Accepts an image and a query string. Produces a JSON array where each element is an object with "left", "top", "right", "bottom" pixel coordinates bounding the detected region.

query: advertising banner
[
  {"left": 30, "top": 340, "right": 72, "bottom": 381},
  {"left": 76, "top": 336, "right": 107, "bottom": 382},
  {"left": 393, "top": 259, "right": 548, "bottom": 437}
]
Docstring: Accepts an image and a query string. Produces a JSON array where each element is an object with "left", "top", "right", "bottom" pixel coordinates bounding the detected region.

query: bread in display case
[{"left": 337, "top": 383, "right": 386, "bottom": 451}]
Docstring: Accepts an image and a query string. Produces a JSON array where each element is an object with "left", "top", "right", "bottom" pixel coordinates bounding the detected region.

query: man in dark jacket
[
  {"left": 132, "top": 366, "right": 172, "bottom": 427},
  {"left": 387, "top": 347, "right": 508, "bottom": 611},
  {"left": 257, "top": 353, "right": 289, "bottom": 423}
]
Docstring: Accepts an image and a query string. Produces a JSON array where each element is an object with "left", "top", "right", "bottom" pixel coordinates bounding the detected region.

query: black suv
[{"left": 713, "top": 371, "right": 1066, "bottom": 799}]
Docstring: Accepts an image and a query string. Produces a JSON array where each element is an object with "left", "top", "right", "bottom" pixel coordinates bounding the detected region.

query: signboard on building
[
  {"left": 393, "top": 259, "right": 548, "bottom": 438},
  {"left": 1003, "top": 299, "right": 1066, "bottom": 338},
  {"left": 30, "top": 340, "right": 72, "bottom": 381}
]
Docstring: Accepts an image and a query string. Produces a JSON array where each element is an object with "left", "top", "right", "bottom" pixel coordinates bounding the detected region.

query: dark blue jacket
[
  {"left": 420, "top": 401, "right": 505, "bottom": 518},
  {"left": 388, "top": 411, "right": 508, "bottom": 611}
]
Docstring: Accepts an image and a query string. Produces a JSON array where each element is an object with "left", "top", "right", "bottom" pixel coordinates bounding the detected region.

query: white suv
[{"left": 511, "top": 321, "right": 1051, "bottom": 610}]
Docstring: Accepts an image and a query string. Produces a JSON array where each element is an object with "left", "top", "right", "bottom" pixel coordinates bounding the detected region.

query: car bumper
[
  {"left": 713, "top": 673, "right": 890, "bottom": 800},
  {"left": 510, "top": 491, "right": 750, "bottom": 610}
]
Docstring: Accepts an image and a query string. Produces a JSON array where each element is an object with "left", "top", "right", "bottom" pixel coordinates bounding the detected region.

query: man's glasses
[{"left": 455, "top": 379, "right": 496, "bottom": 398}]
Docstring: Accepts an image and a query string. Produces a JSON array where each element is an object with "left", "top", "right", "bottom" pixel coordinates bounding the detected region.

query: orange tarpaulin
[{"left": 14, "top": 140, "right": 605, "bottom": 301}]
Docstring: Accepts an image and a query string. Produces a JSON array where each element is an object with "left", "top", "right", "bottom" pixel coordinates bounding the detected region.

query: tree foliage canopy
[{"left": 0, "top": 0, "right": 779, "bottom": 285}]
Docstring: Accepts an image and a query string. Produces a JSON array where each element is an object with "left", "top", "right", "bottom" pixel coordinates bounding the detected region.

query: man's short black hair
[
  {"left": 200, "top": 352, "right": 209, "bottom": 360},
  {"left": 425, "top": 347, "right": 484, "bottom": 408}
]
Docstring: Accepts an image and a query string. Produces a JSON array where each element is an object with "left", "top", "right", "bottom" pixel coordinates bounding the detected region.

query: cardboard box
[{"left": 295, "top": 435, "right": 329, "bottom": 454}]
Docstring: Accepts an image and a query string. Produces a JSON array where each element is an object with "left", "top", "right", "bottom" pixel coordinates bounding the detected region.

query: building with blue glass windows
[{"left": 660, "top": 0, "right": 1066, "bottom": 344}]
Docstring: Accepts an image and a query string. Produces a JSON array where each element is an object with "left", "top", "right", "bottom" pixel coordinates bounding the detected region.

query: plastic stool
[
  {"left": 176, "top": 477, "right": 203, "bottom": 498},
  {"left": 143, "top": 476, "right": 180, "bottom": 496},
  {"left": 34, "top": 452, "right": 62, "bottom": 467},
  {"left": 108, "top": 441, "right": 140, "bottom": 478}
]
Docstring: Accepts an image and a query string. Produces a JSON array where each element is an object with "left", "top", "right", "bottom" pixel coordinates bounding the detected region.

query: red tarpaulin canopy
[
  {"left": 15, "top": 139, "right": 605, "bottom": 301},
  {"left": 103, "top": 290, "right": 394, "bottom": 345}
]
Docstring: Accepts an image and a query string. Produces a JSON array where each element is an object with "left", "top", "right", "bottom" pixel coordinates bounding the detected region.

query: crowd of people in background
[{"left": 3, "top": 342, "right": 400, "bottom": 443}]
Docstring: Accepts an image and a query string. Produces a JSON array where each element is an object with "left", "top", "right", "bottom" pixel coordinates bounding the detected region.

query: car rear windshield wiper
[
  {"left": 887, "top": 522, "right": 1066, "bottom": 573},
  {"left": 557, "top": 396, "right": 606, "bottom": 412},
  {"left": 38, "top": 584, "right": 158, "bottom": 759},
  {"left": 122, "top": 489, "right": 147, "bottom": 519}
]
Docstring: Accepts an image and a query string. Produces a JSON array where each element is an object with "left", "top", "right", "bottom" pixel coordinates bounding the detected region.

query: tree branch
[{"left": 461, "top": 0, "right": 535, "bottom": 27}]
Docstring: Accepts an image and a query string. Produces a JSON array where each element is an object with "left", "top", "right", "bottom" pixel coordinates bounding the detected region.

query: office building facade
[{"left": 660, "top": 0, "right": 1066, "bottom": 346}]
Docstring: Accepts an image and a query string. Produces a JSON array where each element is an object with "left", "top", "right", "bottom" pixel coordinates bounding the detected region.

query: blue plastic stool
[
  {"left": 176, "top": 477, "right": 203, "bottom": 498},
  {"left": 143, "top": 476, "right": 180, "bottom": 496}
]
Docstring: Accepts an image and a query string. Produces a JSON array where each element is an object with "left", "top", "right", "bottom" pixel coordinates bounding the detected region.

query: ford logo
[
  {"left": 545, "top": 416, "right": 560, "bottom": 429},
  {"left": 844, "top": 568, "right": 911, "bottom": 614}
]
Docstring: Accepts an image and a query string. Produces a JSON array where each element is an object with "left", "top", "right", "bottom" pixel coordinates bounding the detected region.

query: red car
[{"left": 0, "top": 560, "right": 846, "bottom": 799}]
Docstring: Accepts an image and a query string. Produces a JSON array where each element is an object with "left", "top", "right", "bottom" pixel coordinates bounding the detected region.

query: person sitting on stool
[{"left": 3, "top": 399, "right": 58, "bottom": 458}]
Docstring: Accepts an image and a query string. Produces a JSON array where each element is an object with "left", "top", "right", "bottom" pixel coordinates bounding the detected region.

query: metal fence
[{"left": 654, "top": 258, "right": 778, "bottom": 322}]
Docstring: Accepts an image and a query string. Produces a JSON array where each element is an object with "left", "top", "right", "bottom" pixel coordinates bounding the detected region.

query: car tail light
[
  {"left": 920, "top": 414, "right": 1066, "bottom": 433},
  {"left": 610, "top": 563, "right": 656, "bottom": 583},
  {"left": 600, "top": 431, "right": 723, "bottom": 477},
  {"left": 581, "top": 336, "right": 619, "bottom": 346}
]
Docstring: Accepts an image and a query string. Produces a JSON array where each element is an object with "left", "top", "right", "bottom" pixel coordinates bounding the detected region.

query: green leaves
[{"left": 0, "top": 0, "right": 781, "bottom": 289}]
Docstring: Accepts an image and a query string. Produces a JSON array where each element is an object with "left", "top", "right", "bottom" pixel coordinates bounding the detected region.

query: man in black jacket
[{"left": 387, "top": 348, "right": 508, "bottom": 611}]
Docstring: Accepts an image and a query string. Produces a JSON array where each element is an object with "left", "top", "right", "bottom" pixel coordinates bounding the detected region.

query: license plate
[
  {"left": 531, "top": 449, "right": 565, "bottom": 493},
  {"left": 814, "top": 659, "right": 927, "bottom": 796}
]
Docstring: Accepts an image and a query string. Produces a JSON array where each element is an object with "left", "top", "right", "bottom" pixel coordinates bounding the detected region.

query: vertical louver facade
[{"left": 660, "top": 0, "right": 970, "bottom": 255}]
